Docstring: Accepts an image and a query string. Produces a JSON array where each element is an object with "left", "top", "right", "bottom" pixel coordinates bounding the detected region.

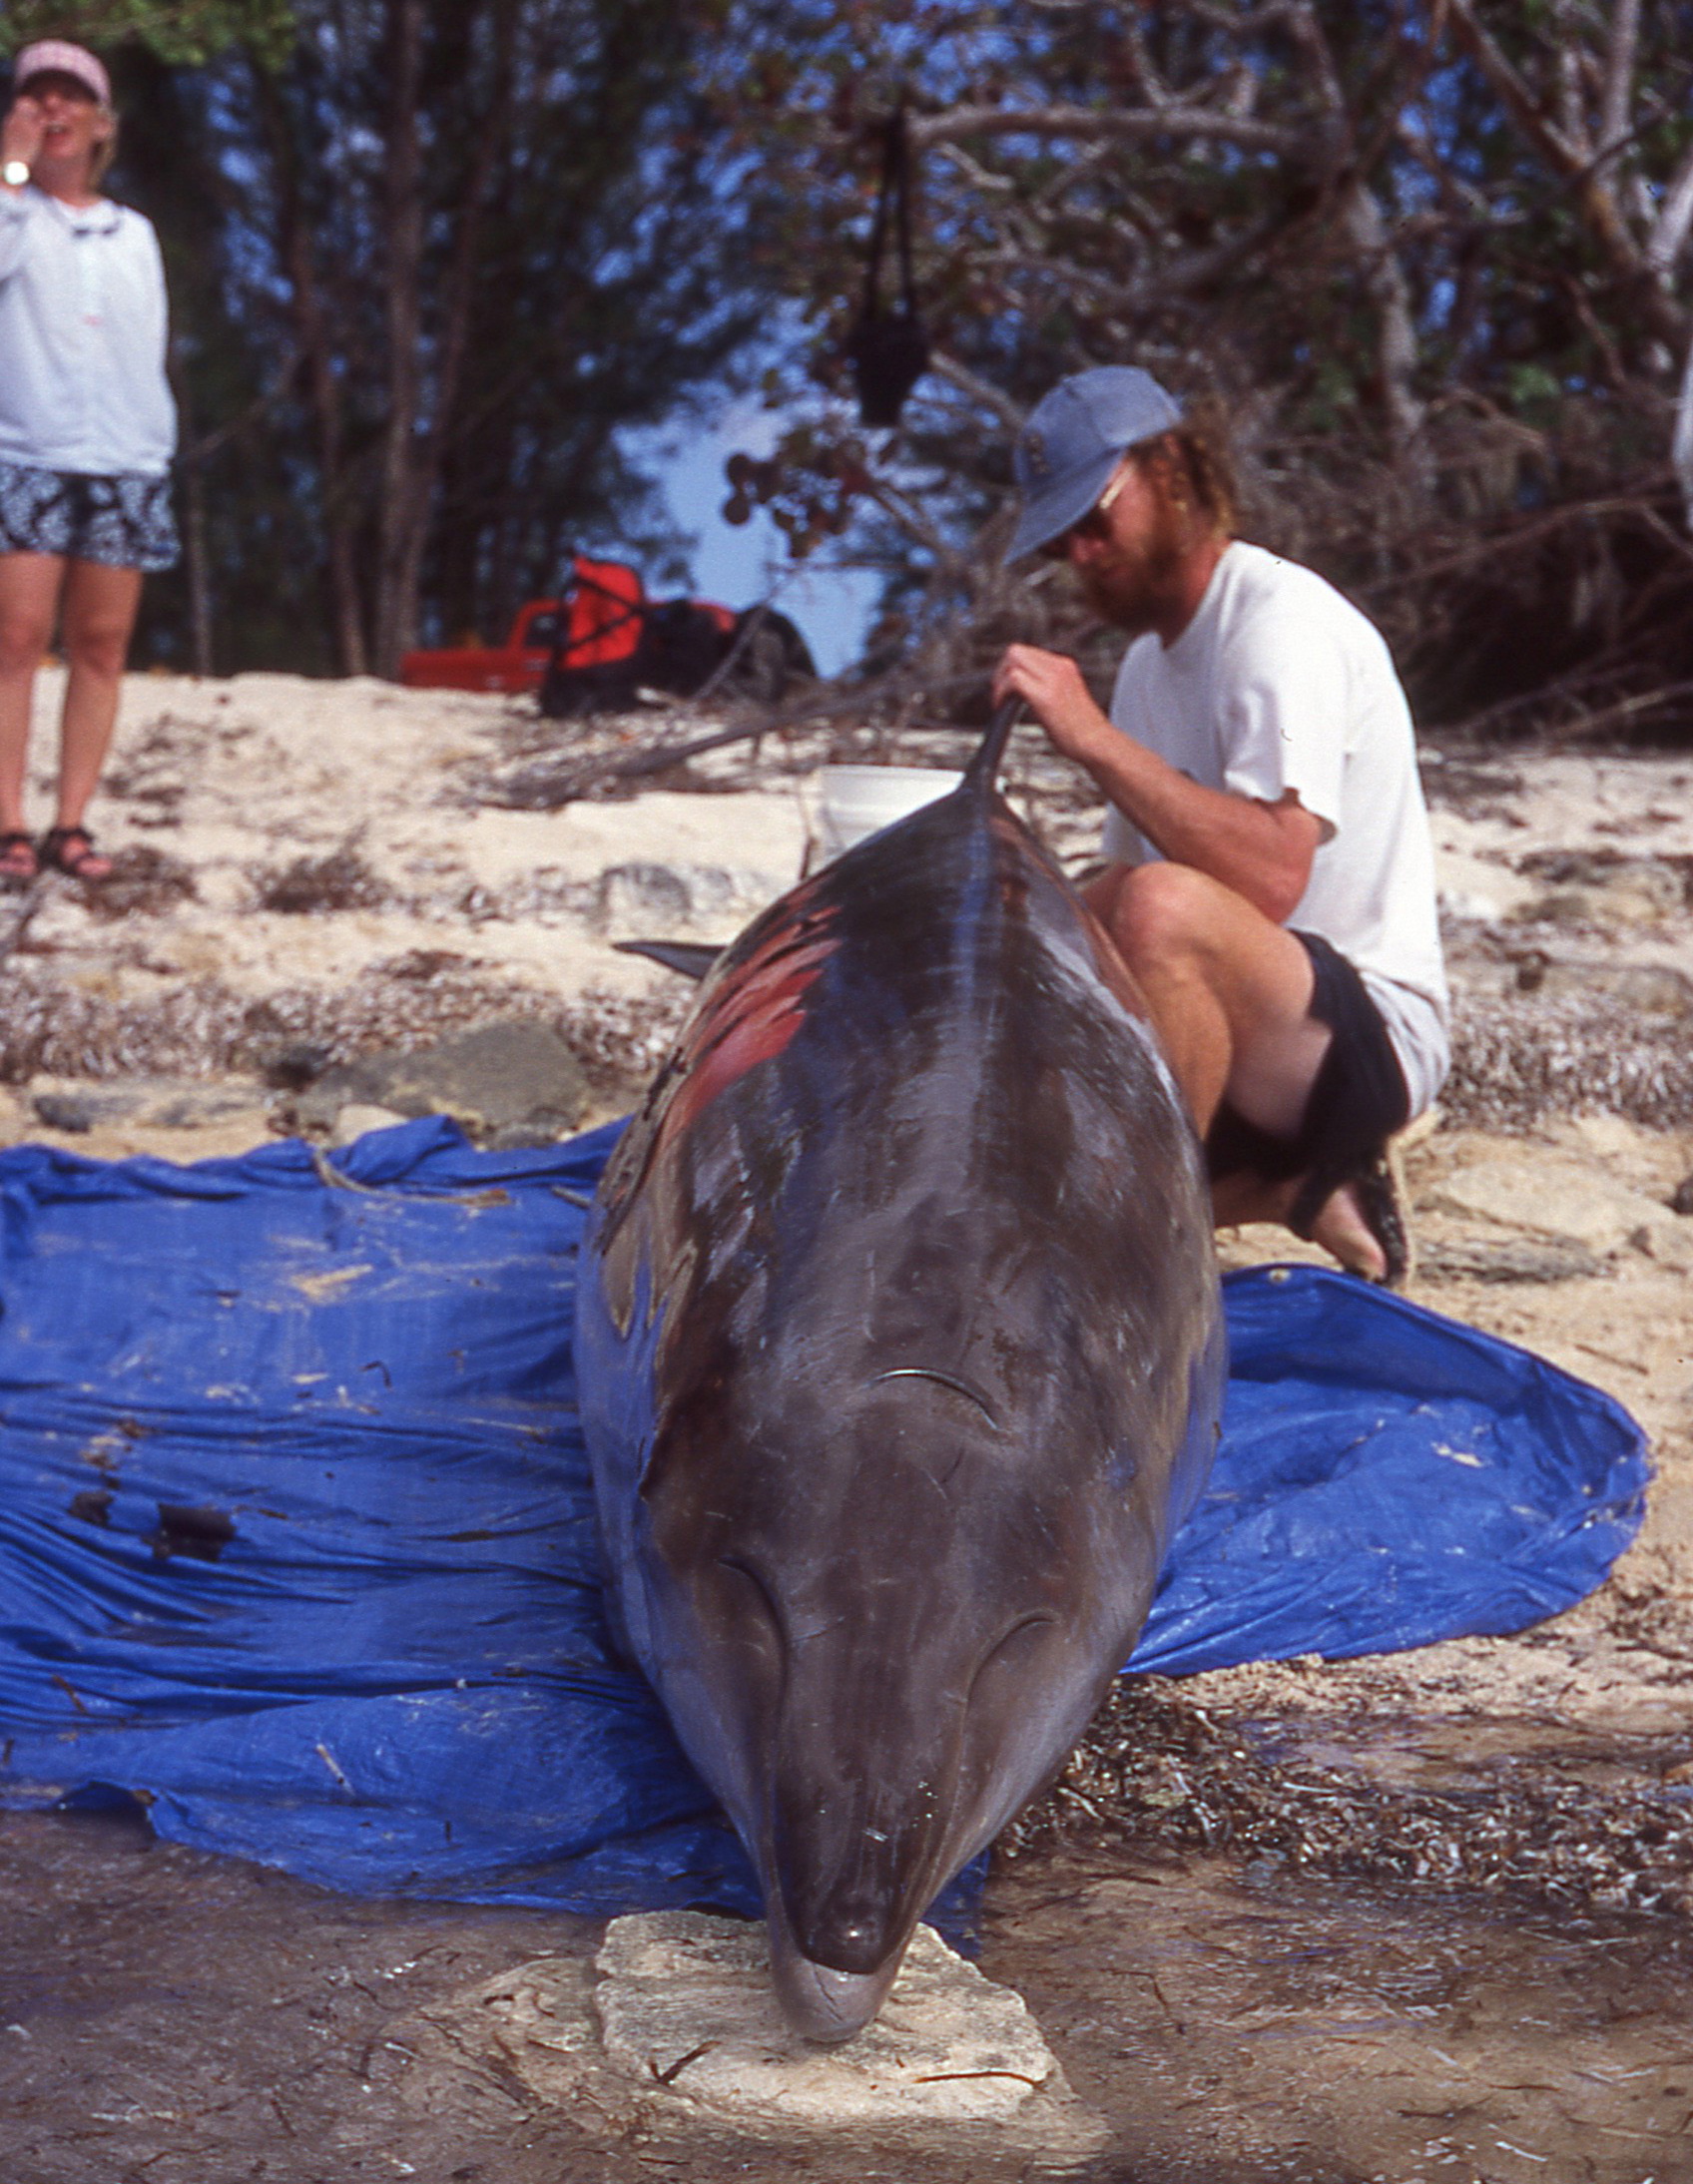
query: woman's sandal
[
  {"left": 0, "top": 830, "right": 40, "bottom": 886},
  {"left": 40, "top": 825, "right": 114, "bottom": 882}
]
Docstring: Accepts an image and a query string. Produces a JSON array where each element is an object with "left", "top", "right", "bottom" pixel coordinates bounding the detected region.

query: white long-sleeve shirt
[{"left": 0, "top": 185, "right": 176, "bottom": 476}]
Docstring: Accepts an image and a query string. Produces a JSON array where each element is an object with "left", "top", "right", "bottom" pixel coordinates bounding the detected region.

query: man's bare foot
[
  {"left": 1212, "top": 1150, "right": 1411, "bottom": 1288},
  {"left": 1306, "top": 1179, "right": 1391, "bottom": 1283}
]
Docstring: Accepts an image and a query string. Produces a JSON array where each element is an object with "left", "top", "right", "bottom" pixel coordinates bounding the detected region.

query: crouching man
[{"left": 994, "top": 367, "right": 1447, "bottom": 1285}]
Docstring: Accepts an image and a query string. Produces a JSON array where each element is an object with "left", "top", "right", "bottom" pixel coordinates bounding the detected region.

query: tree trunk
[
  {"left": 371, "top": 0, "right": 425, "bottom": 678},
  {"left": 183, "top": 453, "right": 214, "bottom": 678},
  {"left": 255, "top": 58, "right": 368, "bottom": 677},
  {"left": 371, "top": 0, "right": 516, "bottom": 677}
]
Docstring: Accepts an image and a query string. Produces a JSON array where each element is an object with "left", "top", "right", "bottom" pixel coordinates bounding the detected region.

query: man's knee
[{"left": 1087, "top": 858, "right": 1222, "bottom": 974}]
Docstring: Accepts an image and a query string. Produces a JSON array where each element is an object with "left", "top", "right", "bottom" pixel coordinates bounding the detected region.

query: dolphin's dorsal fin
[
  {"left": 962, "top": 698, "right": 1022, "bottom": 796},
  {"left": 613, "top": 939, "right": 722, "bottom": 981}
]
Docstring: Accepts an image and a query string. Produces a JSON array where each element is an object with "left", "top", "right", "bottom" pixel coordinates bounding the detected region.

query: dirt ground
[{"left": 2, "top": 671, "right": 1692, "bottom": 2181}]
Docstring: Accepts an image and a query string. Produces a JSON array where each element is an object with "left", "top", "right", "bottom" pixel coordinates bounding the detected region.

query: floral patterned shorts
[{"left": 0, "top": 459, "right": 179, "bottom": 572}]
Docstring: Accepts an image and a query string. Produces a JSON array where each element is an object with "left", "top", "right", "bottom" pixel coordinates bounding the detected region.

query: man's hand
[
  {"left": 993, "top": 644, "right": 1114, "bottom": 766},
  {"left": 1, "top": 96, "right": 45, "bottom": 184},
  {"left": 993, "top": 644, "right": 1320, "bottom": 923}
]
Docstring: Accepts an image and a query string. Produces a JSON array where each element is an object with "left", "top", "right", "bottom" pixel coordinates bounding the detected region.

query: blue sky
[{"left": 642, "top": 399, "right": 883, "bottom": 679}]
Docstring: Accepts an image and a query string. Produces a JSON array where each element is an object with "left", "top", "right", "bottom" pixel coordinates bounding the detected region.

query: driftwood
[{"left": 490, "top": 668, "right": 993, "bottom": 809}]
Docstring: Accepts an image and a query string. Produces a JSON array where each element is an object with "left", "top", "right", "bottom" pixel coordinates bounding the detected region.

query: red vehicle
[{"left": 399, "top": 556, "right": 814, "bottom": 714}]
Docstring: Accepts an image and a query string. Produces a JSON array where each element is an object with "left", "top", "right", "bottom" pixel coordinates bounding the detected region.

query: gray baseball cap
[{"left": 1007, "top": 366, "right": 1184, "bottom": 561}]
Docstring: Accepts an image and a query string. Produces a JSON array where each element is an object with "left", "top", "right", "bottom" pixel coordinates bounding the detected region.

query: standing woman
[{"left": 0, "top": 40, "right": 177, "bottom": 884}]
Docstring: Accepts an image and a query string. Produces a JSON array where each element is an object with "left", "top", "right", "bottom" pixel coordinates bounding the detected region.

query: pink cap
[{"left": 13, "top": 40, "right": 112, "bottom": 106}]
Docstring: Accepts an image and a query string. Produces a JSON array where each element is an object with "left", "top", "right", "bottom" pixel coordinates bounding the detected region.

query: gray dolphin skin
[{"left": 574, "top": 705, "right": 1226, "bottom": 2042}]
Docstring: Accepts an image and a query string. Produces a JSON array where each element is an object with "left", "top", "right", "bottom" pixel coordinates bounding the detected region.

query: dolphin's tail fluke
[{"left": 962, "top": 698, "right": 1022, "bottom": 797}]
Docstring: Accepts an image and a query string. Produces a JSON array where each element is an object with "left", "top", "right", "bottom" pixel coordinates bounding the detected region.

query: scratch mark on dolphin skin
[{"left": 868, "top": 1366, "right": 1000, "bottom": 1428}]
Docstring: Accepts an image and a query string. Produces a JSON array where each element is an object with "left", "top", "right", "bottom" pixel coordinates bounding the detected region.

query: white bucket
[{"left": 811, "top": 765, "right": 963, "bottom": 869}]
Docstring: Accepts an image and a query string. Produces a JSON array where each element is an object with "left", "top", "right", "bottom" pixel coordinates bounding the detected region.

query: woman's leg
[
  {"left": 0, "top": 551, "right": 66, "bottom": 837},
  {"left": 55, "top": 556, "right": 143, "bottom": 833}
]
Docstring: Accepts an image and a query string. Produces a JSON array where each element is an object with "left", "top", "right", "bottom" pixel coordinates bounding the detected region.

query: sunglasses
[{"left": 1038, "top": 461, "right": 1134, "bottom": 561}]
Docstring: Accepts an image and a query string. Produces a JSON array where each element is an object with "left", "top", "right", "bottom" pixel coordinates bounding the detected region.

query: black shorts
[
  {"left": 1205, "top": 930, "right": 1411, "bottom": 1196},
  {"left": 0, "top": 459, "right": 179, "bottom": 573}
]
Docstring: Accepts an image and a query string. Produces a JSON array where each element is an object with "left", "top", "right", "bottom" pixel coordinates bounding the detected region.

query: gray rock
[
  {"left": 32, "top": 1089, "right": 106, "bottom": 1133},
  {"left": 408, "top": 1913, "right": 1105, "bottom": 2154},
  {"left": 31, "top": 1076, "right": 274, "bottom": 1132},
  {"left": 1518, "top": 959, "right": 1693, "bottom": 1018},
  {"left": 1671, "top": 1174, "right": 1693, "bottom": 1218},
  {"left": 292, "top": 1020, "right": 588, "bottom": 1148},
  {"left": 1419, "top": 1237, "right": 1603, "bottom": 1285},
  {"left": 593, "top": 861, "right": 776, "bottom": 940},
  {"left": 1517, "top": 855, "right": 1687, "bottom": 928}
]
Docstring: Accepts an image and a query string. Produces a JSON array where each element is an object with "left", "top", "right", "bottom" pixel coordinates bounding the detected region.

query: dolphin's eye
[
  {"left": 867, "top": 1366, "right": 999, "bottom": 1428},
  {"left": 971, "top": 1612, "right": 1057, "bottom": 1691},
  {"left": 717, "top": 1555, "right": 787, "bottom": 1646}
]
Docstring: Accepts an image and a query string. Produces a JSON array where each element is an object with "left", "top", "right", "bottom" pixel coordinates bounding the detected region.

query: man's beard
[{"left": 1078, "top": 499, "right": 1191, "bottom": 635}]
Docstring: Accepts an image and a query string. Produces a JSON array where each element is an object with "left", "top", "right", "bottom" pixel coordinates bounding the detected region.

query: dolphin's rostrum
[{"left": 574, "top": 704, "right": 1225, "bottom": 2041}]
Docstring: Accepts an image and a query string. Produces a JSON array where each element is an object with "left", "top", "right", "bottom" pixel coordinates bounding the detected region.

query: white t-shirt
[
  {"left": 1102, "top": 540, "right": 1449, "bottom": 1118},
  {"left": 0, "top": 187, "right": 176, "bottom": 477}
]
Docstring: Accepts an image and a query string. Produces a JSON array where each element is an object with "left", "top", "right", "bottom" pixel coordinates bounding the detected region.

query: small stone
[
  {"left": 329, "top": 1103, "right": 409, "bottom": 1147},
  {"left": 259, "top": 1043, "right": 332, "bottom": 1091},
  {"left": 1630, "top": 1215, "right": 1693, "bottom": 1271},
  {"left": 32, "top": 1090, "right": 99, "bottom": 1132},
  {"left": 1672, "top": 1175, "right": 1693, "bottom": 1218}
]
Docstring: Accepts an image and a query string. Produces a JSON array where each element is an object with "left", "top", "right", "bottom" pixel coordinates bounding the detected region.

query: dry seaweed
[
  {"left": 1007, "top": 1682, "right": 1693, "bottom": 1923},
  {"left": 76, "top": 843, "right": 200, "bottom": 923},
  {"left": 1440, "top": 990, "right": 1693, "bottom": 1130},
  {"left": 255, "top": 846, "right": 390, "bottom": 915},
  {"left": 0, "top": 957, "right": 690, "bottom": 1103}
]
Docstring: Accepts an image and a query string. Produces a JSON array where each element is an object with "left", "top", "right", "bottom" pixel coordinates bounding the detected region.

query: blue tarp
[{"left": 0, "top": 1118, "right": 1650, "bottom": 1920}]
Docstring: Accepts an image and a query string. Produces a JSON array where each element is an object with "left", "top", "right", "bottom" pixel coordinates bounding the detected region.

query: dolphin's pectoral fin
[{"left": 613, "top": 939, "right": 723, "bottom": 980}]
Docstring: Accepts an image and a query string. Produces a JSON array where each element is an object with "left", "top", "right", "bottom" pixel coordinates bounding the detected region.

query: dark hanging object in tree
[{"left": 845, "top": 105, "right": 929, "bottom": 428}]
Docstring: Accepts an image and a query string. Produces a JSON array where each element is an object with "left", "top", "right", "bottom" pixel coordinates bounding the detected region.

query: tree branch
[
  {"left": 929, "top": 351, "right": 1025, "bottom": 434},
  {"left": 1440, "top": 0, "right": 1581, "bottom": 173},
  {"left": 908, "top": 102, "right": 1309, "bottom": 162},
  {"left": 1646, "top": 143, "right": 1693, "bottom": 275},
  {"left": 1597, "top": 0, "right": 1641, "bottom": 167}
]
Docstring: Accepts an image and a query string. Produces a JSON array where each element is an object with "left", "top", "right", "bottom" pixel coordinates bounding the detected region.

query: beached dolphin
[{"left": 574, "top": 705, "right": 1225, "bottom": 2041}]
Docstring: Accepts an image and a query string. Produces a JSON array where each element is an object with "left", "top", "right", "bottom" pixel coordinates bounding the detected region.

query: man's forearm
[
  {"left": 1064, "top": 710, "right": 1316, "bottom": 923},
  {"left": 992, "top": 644, "right": 1317, "bottom": 922}
]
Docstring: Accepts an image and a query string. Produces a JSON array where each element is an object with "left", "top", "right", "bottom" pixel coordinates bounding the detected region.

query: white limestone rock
[
  {"left": 424, "top": 1911, "right": 1107, "bottom": 2156},
  {"left": 328, "top": 1101, "right": 410, "bottom": 1147},
  {"left": 1425, "top": 1156, "right": 1688, "bottom": 1258}
]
